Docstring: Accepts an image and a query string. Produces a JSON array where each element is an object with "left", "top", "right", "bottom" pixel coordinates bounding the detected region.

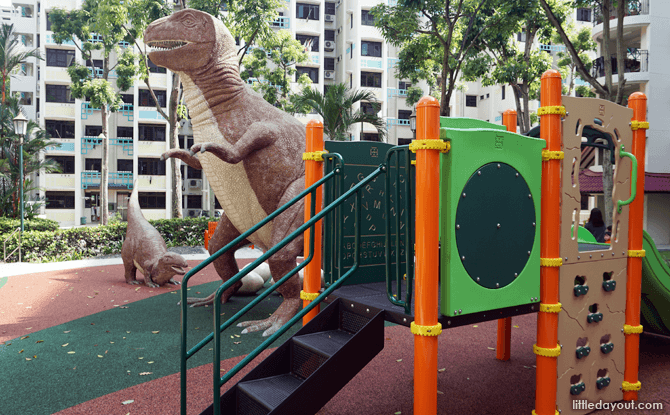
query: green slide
[{"left": 640, "top": 230, "right": 670, "bottom": 337}]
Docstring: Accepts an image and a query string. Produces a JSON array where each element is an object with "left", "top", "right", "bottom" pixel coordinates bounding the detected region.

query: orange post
[
  {"left": 413, "top": 96, "right": 442, "bottom": 415},
  {"left": 534, "top": 70, "right": 562, "bottom": 415},
  {"left": 623, "top": 92, "right": 647, "bottom": 401},
  {"left": 496, "top": 109, "right": 518, "bottom": 362},
  {"left": 302, "top": 119, "right": 324, "bottom": 325}
]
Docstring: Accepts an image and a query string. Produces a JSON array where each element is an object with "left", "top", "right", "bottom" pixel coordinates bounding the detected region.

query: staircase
[{"left": 202, "top": 299, "right": 385, "bottom": 415}]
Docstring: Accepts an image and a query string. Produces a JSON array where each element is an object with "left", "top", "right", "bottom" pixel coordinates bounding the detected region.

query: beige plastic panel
[
  {"left": 560, "top": 97, "right": 633, "bottom": 266},
  {"left": 556, "top": 259, "right": 627, "bottom": 414}
]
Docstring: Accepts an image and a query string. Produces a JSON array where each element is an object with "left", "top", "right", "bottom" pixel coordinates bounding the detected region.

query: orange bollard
[
  {"left": 534, "top": 70, "right": 563, "bottom": 415},
  {"left": 412, "top": 96, "right": 442, "bottom": 415},
  {"left": 623, "top": 92, "right": 647, "bottom": 401},
  {"left": 302, "top": 119, "right": 324, "bottom": 325},
  {"left": 496, "top": 109, "right": 518, "bottom": 362}
]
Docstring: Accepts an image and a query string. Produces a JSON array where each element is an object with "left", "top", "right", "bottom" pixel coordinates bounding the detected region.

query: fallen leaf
[
  {"left": 437, "top": 390, "right": 444, "bottom": 395},
  {"left": 138, "top": 357, "right": 144, "bottom": 359},
  {"left": 473, "top": 325, "right": 478, "bottom": 328},
  {"left": 25, "top": 327, "right": 32, "bottom": 330},
  {"left": 63, "top": 331, "right": 71, "bottom": 333},
  {"left": 234, "top": 334, "right": 241, "bottom": 338},
  {"left": 25, "top": 358, "right": 31, "bottom": 361},
  {"left": 67, "top": 351, "right": 75, "bottom": 354},
  {"left": 135, "top": 287, "right": 140, "bottom": 291},
  {"left": 127, "top": 331, "right": 131, "bottom": 334},
  {"left": 113, "top": 305, "right": 120, "bottom": 307},
  {"left": 139, "top": 372, "right": 153, "bottom": 375},
  {"left": 438, "top": 368, "right": 446, "bottom": 372},
  {"left": 385, "top": 338, "right": 391, "bottom": 340},
  {"left": 395, "top": 412, "right": 402, "bottom": 415},
  {"left": 87, "top": 296, "right": 94, "bottom": 299},
  {"left": 98, "top": 355, "right": 104, "bottom": 358},
  {"left": 523, "top": 366, "right": 532, "bottom": 369},
  {"left": 170, "top": 291, "right": 177, "bottom": 294},
  {"left": 121, "top": 400, "right": 134, "bottom": 405},
  {"left": 18, "top": 349, "right": 24, "bottom": 354},
  {"left": 233, "top": 341, "right": 241, "bottom": 345},
  {"left": 110, "top": 342, "right": 114, "bottom": 344},
  {"left": 62, "top": 343, "right": 69, "bottom": 347},
  {"left": 36, "top": 340, "right": 44, "bottom": 343},
  {"left": 20, "top": 336, "right": 29, "bottom": 340},
  {"left": 396, "top": 359, "right": 402, "bottom": 362},
  {"left": 513, "top": 325, "right": 519, "bottom": 328},
  {"left": 148, "top": 361, "right": 154, "bottom": 364},
  {"left": 33, "top": 355, "right": 36, "bottom": 358},
  {"left": 151, "top": 331, "right": 159, "bottom": 334},
  {"left": 120, "top": 306, "right": 129, "bottom": 309}
]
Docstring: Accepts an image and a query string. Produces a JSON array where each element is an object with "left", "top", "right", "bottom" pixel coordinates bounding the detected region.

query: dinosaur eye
[{"left": 181, "top": 14, "right": 197, "bottom": 28}]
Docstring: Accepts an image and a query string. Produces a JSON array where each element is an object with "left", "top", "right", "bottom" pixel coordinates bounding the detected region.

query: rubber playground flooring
[{"left": 1, "top": 259, "right": 669, "bottom": 415}]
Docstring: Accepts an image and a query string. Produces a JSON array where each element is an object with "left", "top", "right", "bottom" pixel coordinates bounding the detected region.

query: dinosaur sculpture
[
  {"left": 122, "top": 181, "right": 189, "bottom": 287},
  {"left": 144, "top": 9, "right": 306, "bottom": 336}
]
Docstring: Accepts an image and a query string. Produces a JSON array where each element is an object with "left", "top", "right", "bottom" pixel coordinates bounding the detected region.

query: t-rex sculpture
[
  {"left": 122, "top": 181, "right": 189, "bottom": 287},
  {"left": 144, "top": 9, "right": 306, "bottom": 336}
]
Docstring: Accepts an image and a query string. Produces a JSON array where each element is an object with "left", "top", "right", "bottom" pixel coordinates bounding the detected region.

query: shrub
[
  {"left": 2, "top": 217, "right": 212, "bottom": 263},
  {"left": 0, "top": 217, "right": 59, "bottom": 238}
]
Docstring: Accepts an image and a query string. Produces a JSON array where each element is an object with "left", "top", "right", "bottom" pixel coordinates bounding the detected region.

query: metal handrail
[{"left": 3, "top": 227, "right": 21, "bottom": 263}]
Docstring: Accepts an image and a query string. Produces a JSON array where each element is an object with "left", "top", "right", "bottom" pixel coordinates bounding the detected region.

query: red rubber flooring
[{"left": 1, "top": 260, "right": 669, "bottom": 415}]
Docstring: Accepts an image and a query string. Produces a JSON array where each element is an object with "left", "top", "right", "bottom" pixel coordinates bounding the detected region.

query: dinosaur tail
[{"left": 128, "top": 180, "right": 143, "bottom": 221}]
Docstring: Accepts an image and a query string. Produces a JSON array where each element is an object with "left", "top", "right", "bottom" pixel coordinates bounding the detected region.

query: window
[
  {"left": 46, "top": 191, "right": 74, "bottom": 209},
  {"left": 361, "top": 10, "right": 375, "bottom": 26},
  {"left": 46, "top": 12, "right": 53, "bottom": 31},
  {"left": 187, "top": 194, "right": 203, "bottom": 209},
  {"left": 86, "top": 59, "right": 103, "bottom": 69},
  {"left": 351, "top": 14, "right": 353, "bottom": 28},
  {"left": 296, "top": 34, "right": 319, "bottom": 52},
  {"left": 360, "top": 102, "right": 379, "bottom": 115},
  {"left": 46, "top": 49, "right": 75, "bottom": 67},
  {"left": 399, "top": 81, "right": 412, "bottom": 90},
  {"left": 465, "top": 95, "right": 477, "bottom": 107},
  {"left": 45, "top": 84, "right": 74, "bottom": 103},
  {"left": 296, "top": 3, "right": 319, "bottom": 20},
  {"left": 45, "top": 120, "right": 74, "bottom": 138},
  {"left": 85, "top": 158, "right": 102, "bottom": 172},
  {"left": 361, "top": 133, "right": 382, "bottom": 141},
  {"left": 147, "top": 57, "right": 166, "bottom": 74},
  {"left": 296, "top": 66, "right": 319, "bottom": 83},
  {"left": 139, "top": 89, "right": 166, "bottom": 107},
  {"left": 121, "top": 94, "right": 133, "bottom": 104},
  {"left": 214, "top": 197, "right": 222, "bottom": 210},
  {"left": 138, "top": 158, "right": 166, "bottom": 175},
  {"left": 398, "top": 110, "right": 412, "bottom": 120},
  {"left": 139, "top": 124, "right": 166, "bottom": 142},
  {"left": 139, "top": 192, "right": 166, "bottom": 209},
  {"left": 502, "top": 86, "right": 505, "bottom": 100},
  {"left": 325, "top": 30, "right": 335, "bottom": 41},
  {"left": 46, "top": 156, "right": 75, "bottom": 174},
  {"left": 117, "top": 159, "right": 133, "bottom": 172},
  {"left": 187, "top": 166, "right": 202, "bottom": 179},
  {"left": 325, "top": 57, "right": 335, "bottom": 71},
  {"left": 117, "top": 126, "right": 133, "bottom": 138},
  {"left": 517, "top": 31, "right": 527, "bottom": 42},
  {"left": 480, "top": 95, "right": 484, "bottom": 100},
  {"left": 85, "top": 125, "right": 102, "bottom": 137},
  {"left": 179, "top": 135, "right": 194, "bottom": 149},
  {"left": 361, "top": 41, "right": 381, "bottom": 57},
  {"left": 576, "top": 8, "right": 591, "bottom": 22},
  {"left": 486, "top": 93, "right": 489, "bottom": 99},
  {"left": 361, "top": 71, "right": 381, "bottom": 88},
  {"left": 325, "top": 2, "right": 335, "bottom": 15}
]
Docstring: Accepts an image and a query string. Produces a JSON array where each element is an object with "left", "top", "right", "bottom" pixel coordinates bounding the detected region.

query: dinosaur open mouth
[
  {"left": 171, "top": 266, "right": 187, "bottom": 275},
  {"left": 147, "top": 40, "right": 189, "bottom": 52}
]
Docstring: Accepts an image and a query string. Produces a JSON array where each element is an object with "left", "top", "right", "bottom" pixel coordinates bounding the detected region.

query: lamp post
[
  {"left": 409, "top": 106, "right": 417, "bottom": 140},
  {"left": 13, "top": 112, "right": 28, "bottom": 235}
]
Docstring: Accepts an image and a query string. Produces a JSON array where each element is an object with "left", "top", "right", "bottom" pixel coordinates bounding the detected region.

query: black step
[
  {"left": 291, "top": 330, "right": 353, "bottom": 379},
  {"left": 237, "top": 374, "right": 304, "bottom": 413}
]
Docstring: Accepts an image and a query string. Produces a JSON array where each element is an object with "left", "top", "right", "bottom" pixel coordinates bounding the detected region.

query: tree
[
  {"left": 293, "top": 83, "right": 387, "bottom": 141},
  {"left": 540, "top": 0, "right": 628, "bottom": 227},
  {"left": 0, "top": 97, "right": 60, "bottom": 217},
  {"left": 240, "top": 30, "right": 313, "bottom": 114},
  {"left": 372, "top": 0, "right": 513, "bottom": 116},
  {"left": 553, "top": 25, "right": 596, "bottom": 96},
  {"left": 0, "top": 23, "right": 41, "bottom": 105}
]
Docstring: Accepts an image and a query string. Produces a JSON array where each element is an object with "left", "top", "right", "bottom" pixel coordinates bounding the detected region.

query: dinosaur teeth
[{"left": 147, "top": 40, "right": 189, "bottom": 53}]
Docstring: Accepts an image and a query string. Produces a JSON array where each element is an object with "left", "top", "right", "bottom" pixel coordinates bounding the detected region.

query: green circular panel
[{"left": 455, "top": 163, "right": 536, "bottom": 289}]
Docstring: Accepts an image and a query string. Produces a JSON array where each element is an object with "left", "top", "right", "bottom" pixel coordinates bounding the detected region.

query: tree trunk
[
  {"left": 602, "top": 3, "right": 614, "bottom": 101},
  {"left": 169, "top": 72, "right": 183, "bottom": 219},
  {"left": 602, "top": 148, "right": 614, "bottom": 227},
  {"left": 513, "top": 86, "right": 523, "bottom": 131},
  {"left": 614, "top": 0, "right": 627, "bottom": 105}
]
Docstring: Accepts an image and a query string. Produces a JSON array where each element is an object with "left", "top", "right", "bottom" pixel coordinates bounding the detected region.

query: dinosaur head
[
  {"left": 151, "top": 252, "right": 189, "bottom": 286},
  {"left": 144, "top": 9, "right": 236, "bottom": 73}
]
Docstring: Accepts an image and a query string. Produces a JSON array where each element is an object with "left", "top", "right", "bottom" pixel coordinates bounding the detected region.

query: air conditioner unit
[
  {"left": 325, "top": 14, "right": 335, "bottom": 22},
  {"left": 188, "top": 209, "right": 200, "bottom": 217},
  {"left": 325, "top": 71, "right": 334, "bottom": 79},
  {"left": 188, "top": 179, "right": 202, "bottom": 188},
  {"left": 324, "top": 41, "right": 334, "bottom": 51}
]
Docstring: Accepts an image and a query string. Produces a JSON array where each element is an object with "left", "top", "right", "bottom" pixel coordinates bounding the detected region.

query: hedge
[
  {"left": 2, "top": 217, "right": 211, "bottom": 263},
  {"left": 0, "top": 217, "right": 59, "bottom": 238}
]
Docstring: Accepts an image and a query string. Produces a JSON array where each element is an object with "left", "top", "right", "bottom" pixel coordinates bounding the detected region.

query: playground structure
[{"left": 178, "top": 70, "right": 660, "bottom": 415}]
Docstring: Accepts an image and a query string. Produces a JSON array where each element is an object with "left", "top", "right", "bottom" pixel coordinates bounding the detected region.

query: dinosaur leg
[
  {"left": 238, "top": 180, "right": 305, "bottom": 337},
  {"left": 123, "top": 260, "right": 140, "bottom": 285},
  {"left": 160, "top": 149, "right": 202, "bottom": 170},
  {"left": 187, "top": 213, "right": 250, "bottom": 307}
]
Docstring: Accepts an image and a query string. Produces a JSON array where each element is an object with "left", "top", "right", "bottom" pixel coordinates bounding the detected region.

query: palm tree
[
  {"left": 0, "top": 23, "right": 41, "bottom": 105},
  {"left": 294, "top": 83, "right": 387, "bottom": 141}
]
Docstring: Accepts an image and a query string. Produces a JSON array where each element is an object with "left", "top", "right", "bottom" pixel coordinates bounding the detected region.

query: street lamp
[
  {"left": 409, "top": 106, "right": 417, "bottom": 140},
  {"left": 13, "top": 112, "right": 28, "bottom": 235}
]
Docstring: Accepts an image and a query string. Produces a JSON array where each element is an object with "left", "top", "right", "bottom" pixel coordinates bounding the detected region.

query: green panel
[
  {"left": 439, "top": 128, "right": 545, "bottom": 316},
  {"left": 440, "top": 116, "right": 507, "bottom": 131},
  {"left": 323, "top": 141, "right": 413, "bottom": 286},
  {"left": 455, "top": 163, "right": 536, "bottom": 289}
]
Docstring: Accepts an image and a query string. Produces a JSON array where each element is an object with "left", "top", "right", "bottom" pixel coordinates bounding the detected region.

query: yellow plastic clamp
[
  {"left": 533, "top": 343, "right": 561, "bottom": 357},
  {"left": 631, "top": 121, "right": 649, "bottom": 131},
  {"left": 302, "top": 151, "right": 327, "bottom": 162},
  {"left": 628, "top": 249, "right": 646, "bottom": 258},
  {"left": 531, "top": 411, "right": 560, "bottom": 415},
  {"left": 622, "top": 381, "right": 642, "bottom": 391},
  {"left": 623, "top": 324, "right": 643, "bottom": 335},
  {"left": 410, "top": 321, "right": 442, "bottom": 336},
  {"left": 542, "top": 150, "right": 565, "bottom": 161},
  {"left": 537, "top": 105, "right": 566, "bottom": 116},
  {"left": 540, "top": 303, "right": 562, "bottom": 313},
  {"left": 408, "top": 139, "right": 450, "bottom": 153},
  {"left": 411, "top": 160, "right": 416, "bottom": 165},
  {"left": 300, "top": 290, "right": 319, "bottom": 301},
  {"left": 540, "top": 258, "right": 563, "bottom": 267}
]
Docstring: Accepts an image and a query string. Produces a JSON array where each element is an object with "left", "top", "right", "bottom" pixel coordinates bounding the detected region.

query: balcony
[
  {"left": 81, "top": 136, "right": 102, "bottom": 154},
  {"left": 270, "top": 16, "right": 290, "bottom": 29},
  {"left": 81, "top": 171, "right": 133, "bottom": 190},
  {"left": 538, "top": 44, "right": 566, "bottom": 53},
  {"left": 45, "top": 34, "right": 76, "bottom": 47},
  {"left": 593, "top": 0, "right": 649, "bottom": 26},
  {"left": 110, "top": 137, "right": 134, "bottom": 156},
  {"left": 386, "top": 118, "right": 410, "bottom": 127},
  {"left": 361, "top": 58, "right": 382, "bottom": 69},
  {"left": 45, "top": 140, "right": 75, "bottom": 153},
  {"left": 388, "top": 88, "right": 407, "bottom": 98},
  {"left": 81, "top": 102, "right": 100, "bottom": 120},
  {"left": 591, "top": 49, "right": 648, "bottom": 78},
  {"left": 387, "top": 58, "right": 400, "bottom": 70}
]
